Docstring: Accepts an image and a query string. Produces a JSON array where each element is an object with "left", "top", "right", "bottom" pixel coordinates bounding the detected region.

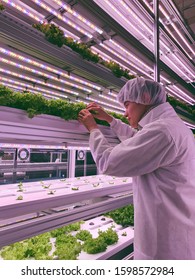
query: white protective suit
[{"left": 89, "top": 102, "right": 195, "bottom": 259}]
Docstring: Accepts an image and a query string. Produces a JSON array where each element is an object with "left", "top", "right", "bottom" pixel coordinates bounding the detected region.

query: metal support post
[
  {"left": 154, "top": 0, "right": 160, "bottom": 82},
  {"left": 68, "top": 150, "right": 76, "bottom": 178},
  {"left": 83, "top": 151, "right": 87, "bottom": 177},
  {"left": 12, "top": 148, "right": 18, "bottom": 183}
]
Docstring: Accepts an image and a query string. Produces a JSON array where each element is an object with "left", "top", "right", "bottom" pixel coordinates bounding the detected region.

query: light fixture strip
[
  {"left": 183, "top": 121, "right": 195, "bottom": 129},
  {"left": 30, "top": 0, "right": 93, "bottom": 38},
  {"left": 140, "top": 0, "right": 194, "bottom": 59},
  {"left": 52, "top": 0, "right": 103, "bottom": 34},
  {"left": 166, "top": 87, "right": 194, "bottom": 105},
  {"left": 99, "top": 43, "right": 152, "bottom": 78},
  {"left": 118, "top": 0, "right": 152, "bottom": 35},
  {"left": 0, "top": 47, "right": 101, "bottom": 90},
  {"left": 0, "top": 82, "right": 60, "bottom": 100},
  {"left": 0, "top": 79, "right": 68, "bottom": 98},
  {"left": 91, "top": 46, "right": 137, "bottom": 75},
  {"left": 105, "top": 1, "right": 194, "bottom": 81},
  {"left": 159, "top": 5, "right": 195, "bottom": 57},
  {"left": 99, "top": 94, "right": 118, "bottom": 103},
  {"left": 2, "top": 0, "right": 44, "bottom": 21},
  {"left": 172, "top": 85, "right": 195, "bottom": 102},
  {"left": 88, "top": 96, "right": 123, "bottom": 111},
  {"left": 167, "top": 0, "right": 194, "bottom": 42},
  {"left": 109, "top": 40, "right": 153, "bottom": 71},
  {"left": 159, "top": 53, "right": 194, "bottom": 82},
  {"left": 0, "top": 57, "right": 92, "bottom": 92},
  {"left": 0, "top": 75, "right": 79, "bottom": 97}
]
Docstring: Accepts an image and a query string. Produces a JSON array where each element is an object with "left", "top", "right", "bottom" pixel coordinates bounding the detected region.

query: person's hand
[
  {"left": 86, "top": 102, "right": 113, "bottom": 123},
  {"left": 78, "top": 109, "right": 98, "bottom": 132}
]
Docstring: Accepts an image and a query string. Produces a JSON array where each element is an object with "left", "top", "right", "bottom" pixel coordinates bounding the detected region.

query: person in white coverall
[{"left": 78, "top": 77, "right": 195, "bottom": 260}]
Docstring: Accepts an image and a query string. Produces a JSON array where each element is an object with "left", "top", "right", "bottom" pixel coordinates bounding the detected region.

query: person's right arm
[{"left": 86, "top": 102, "right": 136, "bottom": 141}]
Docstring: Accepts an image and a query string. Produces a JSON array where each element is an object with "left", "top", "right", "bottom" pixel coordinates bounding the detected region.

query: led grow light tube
[
  {"left": 109, "top": 39, "right": 153, "bottom": 71},
  {"left": 99, "top": 43, "right": 152, "bottom": 78},
  {"left": 0, "top": 143, "right": 66, "bottom": 149},
  {"left": 76, "top": 98, "right": 124, "bottom": 115},
  {"left": 141, "top": 0, "right": 194, "bottom": 60},
  {"left": 104, "top": 0, "right": 194, "bottom": 81},
  {"left": 1, "top": 82, "right": 60, "bottom": 100},
  {"left": 0, "top": 78, "right": 68, "bottom": 99},
  {"left": 172, "top": 85, "right": 195, "bottom": 103},
  {"left": 166, "top": 87, "right": 194, "bottom": 105},
  {"left": 0, "top": 76, "right": 79, "bottom": 97},
  {"left": 88, "top": 96, "right": 123, "bottom": 111},
  {"left": 0, "top": 67, "right": 81, "bottom": 95},
  {"left": 99, "top": 93, "right": 117, "bottom": 103},
  {"left": 105, "top": 1, "right": 194, "bottom": 81},
  {"left": 160, "top": 5, "right": 195, "bottom": 57},
  {"left": 108, "top": 90, "right": 118, "bottom": 97},
  {"left": 91, "top": 46, "right": 137, "bottom": 75},
  {"left": 0, "top": 47, "right": 101, "bottom": 90},
  {"left": 0, "top": 58, "right": 92, "bottom": 92},
  {"left": 30, "top": 0, "right": 93, "bottom": 38},
  {"left": 183, "top": 121, "right": 195, "bottom": 130},
  {"left": 118, "top": 0, "right": 152, "bottom": 34},
  {"left": 1, "top": 0, "right": 44, "bottom": 21},
  {"left": 52, "top": 0, "right": 103, "bottom": 34},
  {"left": 99, "top": 0, "right": 153, "bottom": 47}
]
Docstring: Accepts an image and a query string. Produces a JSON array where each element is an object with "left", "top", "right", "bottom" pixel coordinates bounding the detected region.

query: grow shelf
[
  {"left": 78, "top": 216, "right": 134, "bottom": 260},
  {"left": 0, "top": 12, "right": 125, "bottom": 89},
  {"left": 0, "top": 184, "right": 133, "bottom": 247},
  {"left": 0, "top": 215, "right": 134, "bottom": 260},
  {"left": 0, "top": 106, "right": 120, "bottom": 146},
  {"left": 0, "top": 174, "right": 133, "bottom": 220}
]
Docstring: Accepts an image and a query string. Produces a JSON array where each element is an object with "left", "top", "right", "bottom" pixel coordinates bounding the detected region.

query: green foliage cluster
[
  {"left": 76, "top": 230, "right": 93, "bottom": 241},
  {"left": 167, "top": 96, "right": 194, "bottom": 116},
  {"left": 50, "top": 222, "right": 82, "bottom": 238},
  {"left": 105, "top": 205, "right": 134, "bottom": 227},
  {"left": 32, "top": 23, "right": 135, "bottom": 79},
  {"left": 0, "top": 84, "right": 127, "bottom": 125},
  {"left": 101, "top": 60, "right": 134, "bottom": 79},
  {"left": 0, "top": 233, "right": 52, "bottom": 260},
  {"left": 33, "top": 23, "right": 64, "bottom": 47},
  {"left": 32, "top": 23, "right": 194, "bottom": 116},
  {"left": 0, "top": 221, "right": 120, "bottom": 259},
  {"left": 0, "top": 3, "right": 5, "bottom": 11},
  {"left": 54, "top": 234, "right": 82, "bottom": 260},
  {"left": 98, "top": 227, "right": 119, "bottom": 245},
  {"left": 83, "top": 227, "right": 118, "bottom": 254}
]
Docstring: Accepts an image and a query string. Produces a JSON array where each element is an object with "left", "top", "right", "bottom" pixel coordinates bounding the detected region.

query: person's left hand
[{"left": 78, "top": 109, "right": 98, "bottom": 132}]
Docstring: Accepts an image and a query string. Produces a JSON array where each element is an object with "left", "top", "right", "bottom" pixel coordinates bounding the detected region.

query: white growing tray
[
  {"left": 0, "top": 216, "right": 134, "bottom": 260},
  {"left": 77, "top": 216, "right": 134, "bottom": 260},
  {"left": 0, "top": 175, "right": 133, "bottom": 219}
]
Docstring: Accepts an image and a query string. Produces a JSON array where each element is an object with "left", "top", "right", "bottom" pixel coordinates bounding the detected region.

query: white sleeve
[
  {"left": 89, "top": 122, "right": 177, "bottom": 177},
  {"left": 110, "top": 118, "right": 137, "bottom": 141}
]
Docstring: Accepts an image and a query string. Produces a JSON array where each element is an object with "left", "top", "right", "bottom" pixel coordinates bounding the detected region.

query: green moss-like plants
[
  {"left": 105, "top": 205, "right": 134, "bottom": 226},
  {"left": 83, "top": 236, "right": 107, "bottom": 254},
  {"left": 98, "top": 227, "right": 118, "bottom": 245},
  {"left": 75, "top": 230, "right": 92, "bottom": 241}
]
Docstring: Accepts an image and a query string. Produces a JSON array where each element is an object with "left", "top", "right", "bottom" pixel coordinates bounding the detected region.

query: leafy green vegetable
[
  {"left": 98, "top": 228, "right": 118, "bottom": 245},
  {"left": 105, "top": 205, "right": 134, "bottom": 226},
  {"left": 50, "top": 222, "right": 82, "bottom": 238},
  {"left": 83, "top": 236, "right": 107, "bottom": 254},
  {"left": 16, "top": 195, "right": 23, "bottom": 200},
  {"left": 75, "top": 230, "right": 92, "bottom": 241},
  {"left": 0, "top": 232, "right": 52, "bottom": 260}
]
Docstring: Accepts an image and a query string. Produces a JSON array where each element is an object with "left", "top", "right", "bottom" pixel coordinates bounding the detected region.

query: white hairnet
[{"left": 117, "top": 77, "right": 166, "bottom": 106}]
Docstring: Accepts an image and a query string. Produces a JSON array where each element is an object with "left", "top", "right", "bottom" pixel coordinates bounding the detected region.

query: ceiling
[{"left": 173, "top": 0, "right": 195, "bottom": 37}]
